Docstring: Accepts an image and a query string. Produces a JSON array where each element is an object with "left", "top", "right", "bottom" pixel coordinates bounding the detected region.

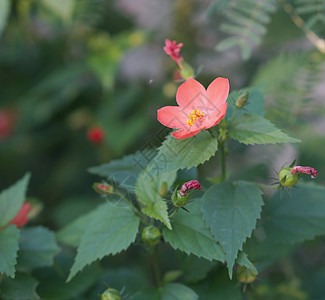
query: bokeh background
[{"left": 0, "top": 0, "right": 325, "bottom": 298}]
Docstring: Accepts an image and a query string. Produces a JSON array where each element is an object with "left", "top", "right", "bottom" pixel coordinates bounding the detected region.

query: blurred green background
[{"left": 0, "top": 0, "right": 325, "bottom": 298}]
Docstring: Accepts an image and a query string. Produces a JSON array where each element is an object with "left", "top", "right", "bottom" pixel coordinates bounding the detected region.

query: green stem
[
  {"left": 208, "top": 128, "right": 216, "bottom": 139},
  {"left": 152, "top": 247, "right": 162, "bottom": 286},
  {"left": 220, "top": 141, "right": 226, "bottom": 181},
  {"left": 169, "top": 207, "right": 179, "bottom": 218},
  {"left": 113, "top": 191, "right": 149, "bottom": 225},
  {"left": 229, "top": 107, "right": 238, "bottom": 124},
  {"left": 258, "top": 183, "right": 279, "bottom": 190}
]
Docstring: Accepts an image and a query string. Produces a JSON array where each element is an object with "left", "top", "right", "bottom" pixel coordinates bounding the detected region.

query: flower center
[{"left": 187, "top": 109, "right": 205, "bottom": 126}]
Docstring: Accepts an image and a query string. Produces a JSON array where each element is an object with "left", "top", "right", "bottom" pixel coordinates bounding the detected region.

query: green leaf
[
  {"left": 236, "top": 252, "right": 258, "bottom": 275},
  {"left": 215, "top": 37, "right": 239, "bottom": 51},
  {"left": 57, "top": 205, "right": 106, "bottom": 247},
  {"left": 201, "top": 181, "right": 263, "bottom": 278},
  {"left": 192, "top": 268, "right": 242, "bottom": 300},
  {"left": 264, "top": 183, "right": 325, "bottom": 244},
  {"left": 180, "top": 255, "right": 216, "bottom": 283},
  {"left": 88, "top": 150, "right": 156, "bottom": 191},
  {"left": 128, "top": 288, "right": 160, "bottom": 300},
  {"left": 163, "top": 201, "right": 225, "bottom": 262},
  {"left": 17, "top": 226, "right": 60, "bottom": 271},
  {"left": 68, "top": 204, "right": 140, "bottom": 281},
  {"left": 161, "top": 283, "right": 198, "bottom": 300},
  {"left": 0, "top": 173, "right": 30, "bottom": 227},
  {"left": 229, "top": 113, "right": 301, "bottom": 145},
  {"left": 0, "top": 0, "right": 10, "bottom": 38},
  {"left": 142, "top": 200, "right": 171, "bottom": 230},
  {"left": 0, "top": 273, "right": 39, "bottom": 300},
  {"left": 136, "top": 170, "right": 176, "bottom": 229},
  {"left": 35, "top": 251, "right": 101, "bottom": 300},
  {"left": 0, "top": 225, "right": 20, "bottom": 278},
  {"left": 216, "top": 0, "right": 277, "bottom": 60},
  {"left": 149, "top": 130, "right": 218, "bottom": 173}
]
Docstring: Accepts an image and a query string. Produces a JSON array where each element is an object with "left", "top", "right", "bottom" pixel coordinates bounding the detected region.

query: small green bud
[
  {"left": 171, "top": 189, "right": 190, "bottom": 208},
  {"left": 235, "top": 91, "right": 249, "bottom": 108},
  {"left": 101, "top": 288, "right": 121, "bottom": 300},
  {"left": 93, "top": 183, "right": 114, "bottom": 195},
  {"left": 159, "top": 181, "right": 168, "bottom": 197},
  {"left": 237, "top": 266, "right": 257, "bottom": 284},
  {"left": 179, "top": 61, "right": 195, "bottom": 79},
  {"left": 142, "top": 226, "right": 161, "bottom": 246},
  {"left": 279, "top": 168, "right": 299, "bottom": 187},
  {"left": 173, "top": 193, "right": 190, "bottom": 207}
]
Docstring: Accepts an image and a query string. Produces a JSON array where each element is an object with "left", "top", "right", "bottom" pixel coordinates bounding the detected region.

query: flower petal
[
  {"left": 206, "top": 77, "right": 229, "bottom": 108},
  {"left": 157, "top": 106, "right": 188, "bottom": 129},
  {"left": 172, "top": 128, "right": 202, "bottom": 139},
  {"left": 203, "top": 103, "right": 228, "bottom": 129},
  {"left": 176, "top": 78, "right": 207, "bottom": 109}
]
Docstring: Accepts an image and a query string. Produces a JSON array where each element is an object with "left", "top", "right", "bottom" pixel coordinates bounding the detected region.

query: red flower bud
[
  {"left": 93, "top": 183, "right": 114, "bottom": 195},
  {"left": 290, "top": 166, "right": 318, "bottom": 179},
  {"left": 172, "top": 180, "right": 202, "bottom": 208},
  {"left": 179, "top": 180, "right": 201, "bottom": 196},
  {"left": 8, "top": 203, "right": 30, "bottom": 228},
  {"left": 87, "top": 127, "right": 105, "bottom": 145}
]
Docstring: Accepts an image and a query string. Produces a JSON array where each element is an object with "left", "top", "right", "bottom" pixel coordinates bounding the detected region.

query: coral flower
[
  {"left": 157, "top": 78, "right": 229, "bottom": 139},
  {"left": 164, "top": 39, "right": 183, "bottom": 66},
  {"left": 8, "top": 203, "right": 30, "bottom": 228}
]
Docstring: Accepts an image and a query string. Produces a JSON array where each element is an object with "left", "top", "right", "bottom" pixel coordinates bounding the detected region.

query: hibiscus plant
[{"left": 1, "top": 2, "right": 325, "bottom": 299}]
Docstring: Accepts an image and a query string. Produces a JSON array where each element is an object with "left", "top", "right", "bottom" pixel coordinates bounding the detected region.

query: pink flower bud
[
  {"left": 8, "top": 203, "right": 30, "bottom": 228},
  {"left": 179, "top": 180, "right": 201, "bottom": 196},
  {"left": 290, "top": 166, "right": 318, "bottom": 179},
  {"left": 93, "top": 183, "right": 114, "bottom": 195},
  {"left": 164, "top": 39, "right": 183, "bottom": 66}
]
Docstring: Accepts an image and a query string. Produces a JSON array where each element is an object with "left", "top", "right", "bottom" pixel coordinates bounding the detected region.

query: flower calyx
[{"left": 278, "top": 160, "right": 318, "bottom": 188}]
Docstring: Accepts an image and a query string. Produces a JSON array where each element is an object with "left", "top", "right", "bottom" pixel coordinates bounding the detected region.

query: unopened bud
[
  {"left": 235, "top": 91, "right": 249, "bottom": 108},
  {"left": 279, "top": 168, "right": 298, "bottom": 187},
  {"left": 172, "top": 191, "right": 190, "bottom": 208},
  {"left": 159, "top": 182, "right": 168, "bottom": 197},
  {"left": 101, "top": 288, "right": 121, "bottom": 300},
  {"left": 237, "top": 266, "right": 257, "bottom": 284},
  {"left": 142, "top": 226, "right": 161, "bottom": 246},
  {"left": 171, "top": 180, "right": 201, "bottom": 208},
  {"left": 8, "top": 203, "right": 30, "bottom": 228},
  {"left": 93, "top": 183, "right": 114, "bottom": 195}
]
